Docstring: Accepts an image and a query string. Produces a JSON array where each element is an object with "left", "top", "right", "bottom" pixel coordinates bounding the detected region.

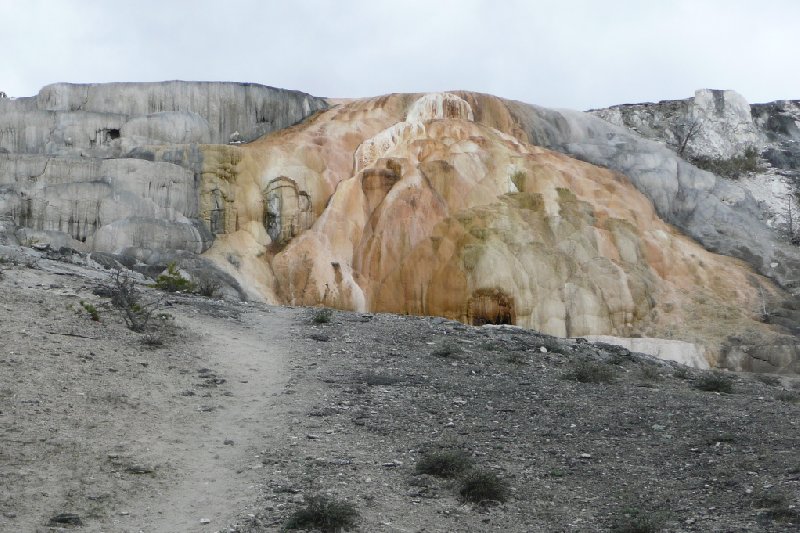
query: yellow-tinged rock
[{"left": 197, "top": 91, "right": 788, "bottom": 366}]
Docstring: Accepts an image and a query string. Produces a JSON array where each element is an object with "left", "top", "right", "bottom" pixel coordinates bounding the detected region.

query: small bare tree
[
  {"left": 107, "top": 269, "right": 162, "bottom": 332},
  {"left": 675, "top": 117, "right": 702, "bottom": 157},
  {"left": 789, "top": 198, "right": 800, "bottom": 245}
]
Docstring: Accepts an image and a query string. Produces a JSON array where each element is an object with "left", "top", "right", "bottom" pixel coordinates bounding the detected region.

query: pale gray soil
[
  {"left": 2, "top": 248, "right": 800, "bottom": 532},
  {"left": 0, "top": 251, "right": 293, "bottom": 532}
]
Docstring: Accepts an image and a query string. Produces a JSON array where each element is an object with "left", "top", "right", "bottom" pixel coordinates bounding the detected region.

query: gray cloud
[{"left": 2, "top": 0, "right": 798, "bottom": 109}]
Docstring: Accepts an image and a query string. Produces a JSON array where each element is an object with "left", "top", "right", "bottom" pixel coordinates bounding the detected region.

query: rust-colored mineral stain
[{"left": 468, "top": 288, "right": 516, "bottom": 326}]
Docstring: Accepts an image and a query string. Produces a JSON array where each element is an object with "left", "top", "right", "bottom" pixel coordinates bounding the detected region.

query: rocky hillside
[
  {"left": 590, "top": 89, "right": 800, "bottom": 242},
  {"left": 1, "top": 84, "right": 799, "bottom": 373}
]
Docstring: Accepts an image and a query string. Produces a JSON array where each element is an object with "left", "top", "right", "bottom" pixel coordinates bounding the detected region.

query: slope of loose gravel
[
  {"left": 2, "top": 248, "right": 800, "bottom": 532},
  {"left": 243, "top": 311, "right": 800, "bottom": 532}
]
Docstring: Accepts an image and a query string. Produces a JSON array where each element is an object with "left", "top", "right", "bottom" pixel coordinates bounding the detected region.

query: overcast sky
[{"left": 2, "top": 0, "right": 798, "bottom": 110}]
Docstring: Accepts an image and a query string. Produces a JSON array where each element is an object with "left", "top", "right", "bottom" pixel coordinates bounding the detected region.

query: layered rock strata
[{"left": 0, "top": 82, "right": 326, "bottom": 261}]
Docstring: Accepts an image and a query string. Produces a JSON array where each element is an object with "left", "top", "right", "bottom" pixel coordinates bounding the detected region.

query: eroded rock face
[
  {"left": 589, "top": 90, "right": 800, "bottom": 253},
  {"left": 2, "top": 84, "right": 799, "bottom": 371},
  {"left": 198, "top": 91, "right": 796, "bottom": 370},
  {"left": 264, "top": 177, "right": 313, "bottom": 247},
  {"left": 0, "top": 82, "right": 326, "bottom": 262},
  {"left": 0, "top": 154, "right": 211, "bottom": 253},
  {"left": 505, "top": 97, "right": 800, "bottom": 291},
  {"left": 0, "top": 82, "right": 327, "bottom": 155},
  {"left": 591, "top": 89, "right": 761, "bottom": 160}
]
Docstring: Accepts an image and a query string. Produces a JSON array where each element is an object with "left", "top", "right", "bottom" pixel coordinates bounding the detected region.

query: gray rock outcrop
[
  {"left": 591, "top": 89, "right": 762, "bottom": 159},
  {"left": 0, "top": 81, "right": 327, "bottom": 270},
  {"left": 0, "top": 154, "right": 211, "bottom": 253},
  {"left": 505, "top": 98, "right": 800, "bottom": 291},
  {"left": 0, "top": 82, "right": 326, "bottom": 156},
  {"left": 587, "top": 90, "right": 800, "bottom": 238}
]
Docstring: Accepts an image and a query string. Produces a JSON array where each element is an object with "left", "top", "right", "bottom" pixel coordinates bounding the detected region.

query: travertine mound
[
  {"left": 197, "top": 91, "right": 796, "bottom": 371},
  {"left": 1, "top": 84, "right": 799, "bottom": 371}
]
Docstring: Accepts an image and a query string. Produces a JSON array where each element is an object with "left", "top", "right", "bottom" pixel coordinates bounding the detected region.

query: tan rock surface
[{"left": 197, "top": 92, "right": 791, "bottom": 367}]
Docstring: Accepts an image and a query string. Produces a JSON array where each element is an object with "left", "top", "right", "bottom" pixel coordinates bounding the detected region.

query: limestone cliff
[
  {"left": 0, "top": 81, "right": 327, "bottom": 155},
  {"left": 0, "top": 82, "right": 326, "bottom": 263}
]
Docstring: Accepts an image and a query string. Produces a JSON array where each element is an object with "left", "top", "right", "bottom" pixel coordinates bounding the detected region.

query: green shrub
[
  {"left": 141, "top": 332, "right": 165, "bottom": 347},
  {"left": 431, "top": 341, "right": 462, "bottom": 358},
  {"left": 756, "top": 374, "right": 781, "bottom": 386},
  {"left": 694, "top": 372, "right": 734, "bottom": 393},
  {"left": 638, "top": 365, "right": 662, "bottom": 382},
  {"left": 673, "top": 366, "right": 690, "bottom": 379},
  {"left": 311, "top": 307, "right": 333, "bottom": 324},
  {"left": 568, "top": 360, "right": 614, "bottom": 384},
  {"left": 80, "top": 301, "right": 100, "bottom": 321},
  {"left": 753, "top": 489, "right": 799, "bottom": 523},
  {"left": 610, "top": 506, "right": 666, "bottom": 532},
  {"left": 690, "top": 146, "right": 760, "bottom": 179},
  {"left": 152, "top": 262, "right": 195, "bottom": 293},
  {"left": 194, "top": 275, "right": 220, "bottom": 297},
  {"left": 458, "top": 470, "right": 509, "bottom": 504},
  {"left": 415, "top": 450, "right": 473, "bottom": 478},
  {"left": 506, "top": 351, "right": 527, "bottom": 365},
  {"left": 705, "top": 433, "right": 736, "bottom": 445},
  {"left": 363, "top": 372, "right": 402, "bottom": 386},
  {"left": 108, "top": 269, "right": 160, "bottom": 332},
  {"left": 776, "top": 391, "right": 800, "bottom": 404},
  {"left": 284, "top": 495, "right": 359, "bottom": 532}
]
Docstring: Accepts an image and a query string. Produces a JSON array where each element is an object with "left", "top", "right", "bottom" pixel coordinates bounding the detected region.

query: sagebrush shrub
[{"left": 284, "top": 495, "right": 358, "bottom": 532}]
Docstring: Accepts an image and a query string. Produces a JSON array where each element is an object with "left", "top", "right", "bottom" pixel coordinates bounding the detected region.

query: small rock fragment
[
  {"left": 49, "top": 513, "right": 82, "bottom": 526},
  {"left": 126, "top": 464, "right": 154, "bottom": 474}
]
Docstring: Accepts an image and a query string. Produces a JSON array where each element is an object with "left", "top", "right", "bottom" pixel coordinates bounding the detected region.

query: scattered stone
[
  {"left": 48, "top": 513, "right": 82, "bottom": 526},
  {"left": 126, "top": 464, "right": 155, "bottom": 474},
  {"left": 224, "top": 439, "right": 235, "bottom": 446}
]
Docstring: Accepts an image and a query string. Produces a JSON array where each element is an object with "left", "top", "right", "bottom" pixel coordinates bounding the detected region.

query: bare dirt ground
[
  {"left": 2, "top": 248, "right": 800, "bottom": 532},
  {"left": 0, "top": 251, "right": 295, "bottom": 532}
]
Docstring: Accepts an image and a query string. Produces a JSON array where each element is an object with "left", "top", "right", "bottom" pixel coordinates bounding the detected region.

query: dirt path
[
  {"left": 139, "top": 305, "right": 295, "bottom": 532},
  {"left": 0, "top": 259, "right": 299, "bottom": 533}
]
